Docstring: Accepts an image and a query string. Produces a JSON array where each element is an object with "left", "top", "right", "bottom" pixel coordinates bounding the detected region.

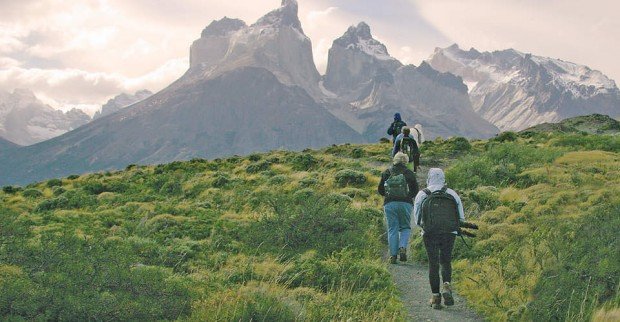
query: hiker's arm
[
  {"left": 449, "top": 189, "right": 466, "bottom": 222},
  {"left": 387, "top": 123, "right": 394, "bottom": 135},
  {"left": 391, "top": 138, "right": 400, "bottom": 156},
  {"left": 413, "top": 192, "right": 425, "bottom": 226},
  {"left": 377, "top": 171, "right": 388, "bottom": 196}
]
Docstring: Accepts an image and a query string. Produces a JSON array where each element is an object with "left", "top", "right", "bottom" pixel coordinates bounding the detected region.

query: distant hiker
[
  {"left": 392, "top": 127, "right": 420, "bottom": 172},
  {"left": 387, "top": 113, "right": 407, "bottom": 143},
  {"left": 413, "top": 168, "right": 465, "bottom": 310},
  {"left": 378, "top": 152, "right": 419, "bottom": 264}
]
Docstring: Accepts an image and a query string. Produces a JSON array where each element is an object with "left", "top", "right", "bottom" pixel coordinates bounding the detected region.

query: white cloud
[{"left": 0, "top": 57, "right": 21, "bottom": 68}]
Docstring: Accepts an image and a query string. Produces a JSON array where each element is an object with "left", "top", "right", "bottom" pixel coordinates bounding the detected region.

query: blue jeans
[{"left": 384, "top": 201, "right": 413, "bottom": 256}]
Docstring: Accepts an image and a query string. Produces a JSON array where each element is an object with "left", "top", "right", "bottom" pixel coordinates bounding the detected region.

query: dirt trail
[
  {"left": 388, "top": 255, "right": 483, "bottom": 321},
  {"left": 380, "top": 165, "right": 484, "bottom": 321}
]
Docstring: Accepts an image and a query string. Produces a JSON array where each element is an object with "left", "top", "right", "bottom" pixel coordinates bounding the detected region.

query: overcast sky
[{"left": 1, "top": 0, "right": 618, "bottom": 115}]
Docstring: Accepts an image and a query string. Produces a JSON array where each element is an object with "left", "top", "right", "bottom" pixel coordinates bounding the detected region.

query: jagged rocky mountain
[
  {"left": 0, "top": 89, "right": 90, "bottom": 146},
  {"left": 321, "top": 23, "right": 498, "bottom": 139},
  {"left": 427, "top": 44, "right": 620, "bottom": 131},
  {"left": 93, "top": 90, "right": 153, "bottom": 120},
  {"left": 0, "top": 0, "right": 361, "bottom": 185}
]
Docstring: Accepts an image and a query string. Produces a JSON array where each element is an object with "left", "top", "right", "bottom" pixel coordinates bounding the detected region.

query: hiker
[
  {"left": 413, "top": 168, "right": 465, "bottom": 309},
  {"left": 378, "top": 152, "right": 419, "bottom": 264},
  {"left": 392, "top": 127, "right": 420, "bottom": 172},
  {"left": 387, "top": 113, "right": 407, "bottom": 143}
]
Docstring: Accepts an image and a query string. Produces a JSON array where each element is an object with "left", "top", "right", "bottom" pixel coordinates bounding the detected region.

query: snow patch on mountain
[
  {"left": 427, "top": 44, "right": 620, "bottom": 131},
  {"left": 0, "top": 89, "right": 91, "bottom": 145}
]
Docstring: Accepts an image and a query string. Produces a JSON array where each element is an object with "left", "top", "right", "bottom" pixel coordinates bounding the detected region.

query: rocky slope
[
  {"left": 0, "top": 89, "right": 90, "bottom": 145},
  {"left": 427, "top": 44, "right": 620, "bottom": 131}
]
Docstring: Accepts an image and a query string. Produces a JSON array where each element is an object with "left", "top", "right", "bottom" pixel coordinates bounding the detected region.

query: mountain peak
[
  {"left": 253, "top": 0, "right": 303, "bottom": 32},
  {"left": 333, "top": 22, "right": 394, "bottom": 61},
  {"left": 200, "top": 17, "right": 246, "bottom": 38}
]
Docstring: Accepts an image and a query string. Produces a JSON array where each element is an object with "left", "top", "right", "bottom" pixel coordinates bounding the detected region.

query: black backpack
[
  {"left": 384, "top": 167, "right": 409, "bottom": 199},
  {"left": 417, "top": 187, "right": 460, "bottom": 235},
  {"left": 400, "top": 136, "right": 416, "bottom": 160}
]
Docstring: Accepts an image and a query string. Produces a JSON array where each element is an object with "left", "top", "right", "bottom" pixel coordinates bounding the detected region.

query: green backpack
[
  {"left": 418, "top": 187, "right": 460, "bottom": 235},
  {"left": 384, "top": 167, "right": 409, "bottom": 199}
]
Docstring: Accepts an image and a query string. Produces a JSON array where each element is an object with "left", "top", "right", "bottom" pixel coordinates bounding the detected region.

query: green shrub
[
  {"left": 527, "top": 203, "right": 620, "bottom": 321},
  {"left": 268, "top": 175, "right": 287, "bottom": 185},
  {"left": 46, "top": 178, "right": 63, "bottom": 187},
  {"left": 67, "top": 174, "right": 80, "bottom": 180},
  {"left": 493, "top": 131, "right": 518, "bottom": 142},
  {"left": 334, "top": 169, "right": 367, "bottom": 187},
  {"left": 2, "top": 186, "right": 21, "bottom": 194},
  {"left": 299, "top": 176, "right": 318, "bottom": 188},
  {"left": 350, "top": 148, "right": 365, "bottom": 158},
  {"left": 212, "top": 175, "right": 230, "bottom": 188},
  {"left": 248, "top": 193, "right": 368, "bottom": 256},
  {"left": 290, "top": 153, "right": 318, "bottom": 171},
  {"left": 22, "top": 188, "right": 43, "bottom": 198},
  {"left": 246, "top": 160, "right": 271, "bottom": 173},
  {"left": 159, "top": 181, "right": 182, "bottom": 196},
  {"left": 52, "top": 186, "right": 66, "bottom": 196}
]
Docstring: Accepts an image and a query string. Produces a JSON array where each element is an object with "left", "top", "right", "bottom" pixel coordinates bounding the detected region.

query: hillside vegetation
[{"left": 1, "top": 123, "right": 619, "bottom": 321}]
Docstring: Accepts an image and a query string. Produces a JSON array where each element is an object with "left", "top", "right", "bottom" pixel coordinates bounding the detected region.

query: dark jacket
[
  {"left": 392, "top": 134, "right": 420, "bottom": 157},
  {"left": 378, "top": 164, "right": 419, "bottom": 205},
  {"left": 387, "top": 120, "right": 407, "bottom": 139}
]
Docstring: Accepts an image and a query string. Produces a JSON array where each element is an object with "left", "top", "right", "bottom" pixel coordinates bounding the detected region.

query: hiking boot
[
  {"left": 430, "top": 294, "right": 442, "bottom": 309},
  {"left": 442, "top": 282, "right": 454, "bottom": 306},
  {"left": 389, "top": 255, "right": 397, "bottom": 264},
  {"left": 398, "top": 247, "right": 407, "bottom": 262}
]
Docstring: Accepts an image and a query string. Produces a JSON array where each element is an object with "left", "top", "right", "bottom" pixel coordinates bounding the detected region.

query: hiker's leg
[
  {"left": 398, "top": 202, "right": 413, "bottom": 249},
  {"left": 384, "top": 203, "right": 400, "bottom": 256},
  {"left": 423, "top": 235, "right": 441, "bottom": 293},
  {"left": 439, "top": 234, "right": 456, "bottom": 283},
  {"left": 413, "top": 154, "right": 420, "bottom": 172}
]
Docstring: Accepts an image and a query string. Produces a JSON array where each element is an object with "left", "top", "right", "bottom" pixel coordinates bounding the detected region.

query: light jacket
[{"left": 413, "top": 168, "right": 465, "bottom": 234}]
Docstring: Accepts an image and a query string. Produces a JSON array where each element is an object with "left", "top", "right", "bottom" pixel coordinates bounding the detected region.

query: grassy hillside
[{"left": 1, "top": 125, "right": 619, "bottom": 321}]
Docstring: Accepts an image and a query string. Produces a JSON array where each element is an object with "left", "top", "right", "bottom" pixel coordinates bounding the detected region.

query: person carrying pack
[
  {"left": 392, "top": 127, "right": 420, "bottom": 172},
  {"left": 378, "top": 152, "right": 419, "bottom": 264},
  {"left": 387, "top": 113, "right": 407, "bottom": 143},
  {"left": 413, "top": 168, "right": 465, "bottom": 310}
]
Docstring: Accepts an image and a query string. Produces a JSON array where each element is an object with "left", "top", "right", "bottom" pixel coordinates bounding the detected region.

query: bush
[
  {"left": 2, "top": 186, "right": 22, "bottom": 194},
  {"left": 246, "top": 160, "right": 271, "bottom": 173},
  {"left": 248, "top": 193, "right": 369, "bottom": 256},
  {"left": 67, "top": 174, "right": 80, "bottom": 180},
  {"left": 290, "top": 153, "right": 318, "bottom": 171},
  {"left": 159, "top": 181, "right": 182, "bottom": 196},
  {"left": 22, "top": 188, "right": 43, "bottom": 198},
  {"left": 52, "top": 186, "right": 66, "bottom": 196},
  {"left": 334, "top": 169, "right": 367, "bottom": 187},
  {"left": 493, "top": 131, "right": 518, "bottom": 142},
  {"left": 46, "top": 178, "right": 63, "bottom": 187},
  {"left": 212, "top": 175, "right": 230, "bottom": 188}
]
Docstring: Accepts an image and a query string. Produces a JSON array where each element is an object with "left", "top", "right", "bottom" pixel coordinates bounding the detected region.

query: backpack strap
[{"left": 423, "top": 188, "right": 431, "bottom": 195}]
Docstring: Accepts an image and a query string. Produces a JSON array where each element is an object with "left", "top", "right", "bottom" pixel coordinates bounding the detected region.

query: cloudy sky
[{"left": 1, "top": 0, "right": 618, "bottom": 115}]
